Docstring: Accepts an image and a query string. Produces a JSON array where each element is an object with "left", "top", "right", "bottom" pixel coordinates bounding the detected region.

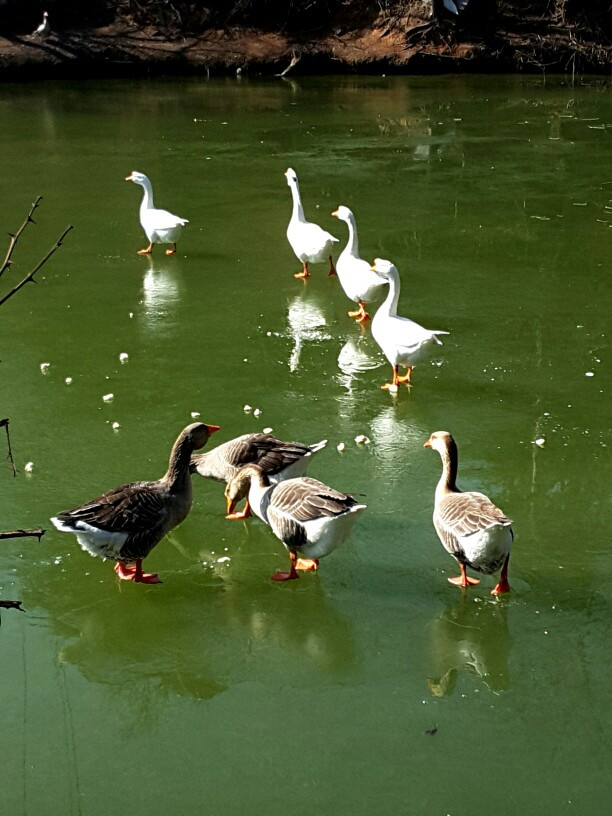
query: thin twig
[
  {"left": 276, "top": 51, "right": 301, "bottom": 77},
  {"left": 0, "top": 599, "right": 25, "bottom": 624},
  {"left": 0, "top": 418, "right": 17, "bottom": 477},
  {"left": 0, "top": 600, "right": 24, "bottom": 611},
  {"left": 0, "top": 196, "right": 43, "bottom": 280},
  {"left": 0, "top": 223, "right": 73, "bottom": 307},
  {"left": 0, "top": 528, "right": 45, "bottom": 541}
]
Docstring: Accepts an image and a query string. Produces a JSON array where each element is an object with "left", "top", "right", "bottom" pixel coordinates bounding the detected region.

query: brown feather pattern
[{"left": 191, "top": 433, "right": 324, "bottom": 482}]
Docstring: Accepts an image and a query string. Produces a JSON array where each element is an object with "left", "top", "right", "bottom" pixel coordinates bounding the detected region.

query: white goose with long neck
[
  {"left": 126, "top": 171, "right": 188, "bottom": 256},
  {"left": 284, "top": 167, "right": 338, "bottom": 279},
  {"left": 331, "top": 205, "right": 384, "bottom": 323},
  {"left": 370, "top": 258, "right": 449, "bottom": 390}
]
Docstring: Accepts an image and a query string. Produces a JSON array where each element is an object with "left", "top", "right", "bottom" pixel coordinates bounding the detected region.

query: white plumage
[
  {"left": 331, "top": 205, "right": 385, "bottom": 322},
  {"left": 125, "top": 171, "right": 188, "bottom": 256},
  {"left": 285, "top": 168, "right": 338, "bottom": 278},
  {"left": 370, "top": 258, "right": 449, "bottom": 390}
]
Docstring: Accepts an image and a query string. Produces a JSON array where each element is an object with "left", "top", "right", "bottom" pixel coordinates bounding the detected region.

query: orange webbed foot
[
  {"left": 491, "top": 579, "right": 511, "bottom": 595},
  {"left": 448, "top": 575, "right": 480, "bottom": 588},
  {"left": 296, "top": 558, "right": 319, "bottom": 572},
  {"left": 271, "top": 569, "right": 299, "bottom": 581}
]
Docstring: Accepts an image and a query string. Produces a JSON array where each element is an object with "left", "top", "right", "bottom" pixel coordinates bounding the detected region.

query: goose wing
[
  {"left": 144, "top": 207, "right": 189, "bottom": 230},
  {"left": 268, "top": 476, "right": 359, "bottom": 522},
  {"left": 55, "top": 481, "right": 169, "bottom": 535},
  {"left": 436, "top": 491, "right": 512, "bottom": 545}
]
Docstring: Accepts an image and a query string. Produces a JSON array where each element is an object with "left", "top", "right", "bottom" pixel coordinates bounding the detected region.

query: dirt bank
[{"left": 1, "top": 3, "right": 610, "bottom": 80}]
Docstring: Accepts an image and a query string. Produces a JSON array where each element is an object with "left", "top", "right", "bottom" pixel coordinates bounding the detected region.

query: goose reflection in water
[
  {"left": 427, "top": 593, "right": 510, "bottom": 697},
  {"left": 47, "top": 561, "right": 355, "bottom": 716},
  {"left": 286, "top": 290, "right": 332, "bottom": 372},
  {"left": 336, "top": 334, "right": 382, "bottom": 392},
  {"left": 141, "top": 256, "right": 183, "bottom": 331}
]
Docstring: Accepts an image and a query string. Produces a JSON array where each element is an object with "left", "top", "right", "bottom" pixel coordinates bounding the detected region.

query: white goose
[
  {"left": 285, "top": 168, "right": 338, "bottom": 279},
  {"left": 125, "top": 171, "right": 188, "bottom": 256},
  {"left": 331, "top": 205, "right": 385, "bottom": 323},
  {"left": 33, "top": 11, "right": 49, "bottom": 37},
  {"left": 225, "top": 464, "right": 366, "bottom": 581},
  {"left": 424, "top": 431, "right": 513, "bottom": 595},
  {"left": 370, "top": 258, "right": 449, "bottom": 390}
]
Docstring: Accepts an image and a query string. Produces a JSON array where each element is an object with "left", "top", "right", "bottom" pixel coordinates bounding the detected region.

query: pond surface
[{"left": 1, "top": 73, "right": 611, "bottom": 815}]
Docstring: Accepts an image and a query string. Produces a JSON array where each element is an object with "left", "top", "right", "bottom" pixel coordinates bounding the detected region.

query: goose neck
[
  {"left": 344, "top": 214, "right": 359, "bottom": 258},
  {"left": 380, "top": 269, "right": 401, "bottom": 317},
  {"left": 139, "top": 178, "right": 155, "bottom": 211},
  {"left": 436, "top": 440, "right": 459, "bottom": 499},
  {"left": 289, "top": 181, "right": 306, "bottom": 223},
  {"left": 164, "top": 432, "right": 195, "bottom": 492}
]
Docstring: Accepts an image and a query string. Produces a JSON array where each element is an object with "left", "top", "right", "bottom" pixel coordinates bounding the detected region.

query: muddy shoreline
[{"left": 1, "top": 19, "right": 610, "bottom": 81}]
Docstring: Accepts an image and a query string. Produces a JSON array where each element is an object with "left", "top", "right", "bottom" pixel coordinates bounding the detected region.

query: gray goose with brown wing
[
  {"left": 190, "top": 432, "right": 327, "bottom": 519},
  {"left": 225, "top": 464, "right": 366, "bottom": 581},
  {"left": 424, "top": 431, "right": 513, "bottom": 595},
  {"left": 51, "top": 422, "right": 220, "bottom": 584}
]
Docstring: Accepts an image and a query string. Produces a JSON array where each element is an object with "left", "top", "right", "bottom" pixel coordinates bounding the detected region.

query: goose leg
[
  {"left": 271, "top": 551, "right": 299, "bottom": 581},
  {"left": 328, "top": 255, "right": 337, "bottom": 276},
  {"left": 348, "top": 301, "right": 370, "bottom": 323},
  {"left": 296, "top": 557, "right": 319, "bottom": 571},
  {"left": 448, "top": 562, "right": 480, "bottom": 588},
  {"left": 165, "top": 243, "right": 177, "bottom": 256},
  {"left": 137, "top": 242, "right": 154, "bottom": 255},
  {"left": 381, "top": 365, "right": 400, "bottom": 390},
  {"left": 491, "top": 554, "right": 511, "bottom": 595},
  {"left": 294, "top": 262, "right": 310, "bottom": 279},
  {"left": 132, "top": 560, "right": 162, "bottom": 584},
  {"left": 225, "top": 499, "right": 252, "bottom": 521},
  {"left": 397, "top": 366, "right": 413, "bottom": 384},
  {"left": 115, "top": 559, "right": 161, "bottom": 584}
]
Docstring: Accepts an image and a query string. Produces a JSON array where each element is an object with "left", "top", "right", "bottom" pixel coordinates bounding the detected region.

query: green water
[{"left": 1, "top": 74, "right": 611, "bottom": 815}]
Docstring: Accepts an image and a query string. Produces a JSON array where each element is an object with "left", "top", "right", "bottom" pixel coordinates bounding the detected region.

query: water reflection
[
  {"left": 427, "top": 594, "right": 510, "bottom": 697},
  {"left": 286, "top": 289, "right": 332, "bottom": 372},
  {"left": 140, "top": 256, "right": 183, "bottom": 333},
  {"left": 24, "top": 560, "right": 356, "bottom": 715},
  {"left": 336, "top": 333, "right": 382, "bottom": 392}
]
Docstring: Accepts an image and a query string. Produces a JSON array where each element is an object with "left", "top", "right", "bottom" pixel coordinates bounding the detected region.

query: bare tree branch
[
  {"left": 0, "top": 223, "right": 73, "bottom": 307},
  {"left": 0, "top": 418, "right": 17, "bottom": 477},
  {"left": 0, "top": 528, "right": 45, "bottom": 541},
  {"left": 0, "top": 196, "right": 43, "bottom": 281},
  {"left": 0, "top": 601, "right": 24, "bottom": 611}
]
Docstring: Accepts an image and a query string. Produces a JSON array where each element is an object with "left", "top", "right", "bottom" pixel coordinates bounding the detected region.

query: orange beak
[
  {"left": 125, "top": 174, "right": 133, "bottom": 181},
  {"left": 206, "top": 424, "right": 221, "bottom": 435},
  {"left": 225, "top": 495, "right": 236, "bottom": 516},
  {"left": 423, "top": 437, "right": 432, "bottom": 448},
  {"left": 331, "top": 209, "right": 339, "bottom": 217}
]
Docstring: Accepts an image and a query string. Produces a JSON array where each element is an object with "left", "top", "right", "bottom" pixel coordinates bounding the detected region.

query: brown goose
[
  {"left": 190, "top": 433, "right": 327, "bottom": 520},
  {"left": 51, "top": 422, "right": 220, "bottom": 584},
  {"left": 225, "top": 464, "right": 366, "bottom": 581},
  {"left": 424, "top": 431, "right": 513, "bottom": 595}
]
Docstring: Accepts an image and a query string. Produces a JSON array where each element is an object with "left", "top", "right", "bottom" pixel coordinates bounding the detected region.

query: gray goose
[
  {"left": 225, "top": 464, "right": 366, "bottom": 581},
  {"left": 51, "top": 422, "right": 220, "bottom": 584},
  {"left": 190, "top": 433, "right": 327, "bottom": 519},
  {"left": 424, "top": 431, "right": 513, "bottom": 595}
]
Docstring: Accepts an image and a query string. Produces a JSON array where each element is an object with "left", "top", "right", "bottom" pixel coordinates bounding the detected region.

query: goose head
[
  {"left": 125, "top": 170, "right": 150, "bottom": 187},
  {"left": 284, "top": 167, "right": 299, "bottom": 188},
  {"left": 331, "top": 205, "right": 353, "bottom": 222},
  {"left": 225, "top": 464, "right": 264, "bottom": 514},
  {"left": 184, "top": 422, "right": 221, "bottom": 451},
  {"left": 423, "top": 431, "right": 454, "bottom": 454},
  {"left": 370, "top": 257, "right": 397, "bottom": 283}
]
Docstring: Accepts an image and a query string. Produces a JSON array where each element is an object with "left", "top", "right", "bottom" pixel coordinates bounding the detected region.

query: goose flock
[{"left": 49, "top": 167, "right": 514, "bottom": 595}]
